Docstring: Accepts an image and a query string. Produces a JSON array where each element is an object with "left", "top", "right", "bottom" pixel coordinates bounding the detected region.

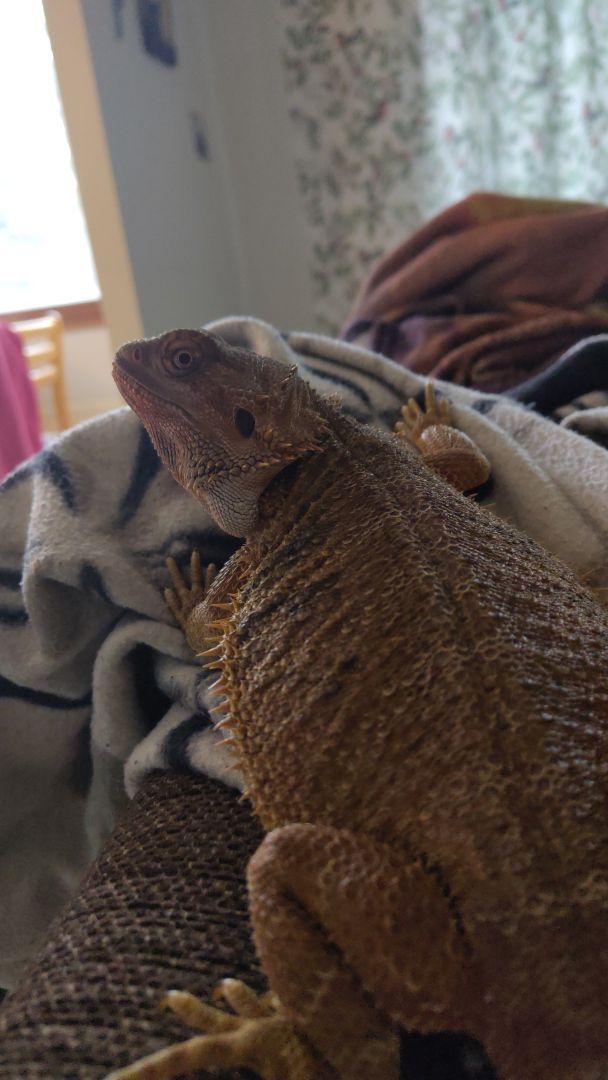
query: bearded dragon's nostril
[{"left": 133, "top": 346, "right": 142, "bottom": 362}]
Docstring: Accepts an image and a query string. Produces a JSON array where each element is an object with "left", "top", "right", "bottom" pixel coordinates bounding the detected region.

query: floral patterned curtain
[{"left": 278, "top": 0, "right": 608, "bottom": 333}]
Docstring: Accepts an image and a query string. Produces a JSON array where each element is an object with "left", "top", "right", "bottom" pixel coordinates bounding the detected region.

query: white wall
[
  {"left": 196, "top": 1, "right": 316, "bottom": 331},
  {"left": 79, "top": 0, "right": 317, "bottom": 337},
  {"left": 80, "top": 0, "right": 245, "bottom": 336}
]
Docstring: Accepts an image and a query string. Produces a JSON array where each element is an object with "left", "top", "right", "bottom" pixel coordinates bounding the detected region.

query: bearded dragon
[{"left": 110, "top": 328, "right": 608, "bottom": 1080}]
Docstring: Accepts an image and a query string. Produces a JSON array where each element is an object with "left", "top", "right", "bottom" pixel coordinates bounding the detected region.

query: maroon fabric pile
[{"left": 342, "top": 192, "right": 608, "bottom": 393}]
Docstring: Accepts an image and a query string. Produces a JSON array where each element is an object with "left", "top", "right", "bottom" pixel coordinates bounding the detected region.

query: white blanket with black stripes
[{"left": 1, "top": 315, "right": 608, "bottom": 988}]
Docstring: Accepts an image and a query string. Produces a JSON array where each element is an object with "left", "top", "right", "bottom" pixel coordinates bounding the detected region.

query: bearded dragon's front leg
[
  {"left": 164, "top": 548, "right": 249, "bottom": 656},
  {"left": 395, "top": 381, "right": 491, "bottom": 492}
]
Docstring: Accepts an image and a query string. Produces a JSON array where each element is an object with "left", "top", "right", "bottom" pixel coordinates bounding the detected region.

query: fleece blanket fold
[
  {"left": 342, "top": 192, "right": 608, "bottom": 393},
  {"left": 1, "top": 316, "right": 607, "bottom": 989}
]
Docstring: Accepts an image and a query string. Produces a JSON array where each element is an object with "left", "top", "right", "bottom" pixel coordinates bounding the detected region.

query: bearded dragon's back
[{"left": 218, "top": 409, "right": 608, "bottom": 903}]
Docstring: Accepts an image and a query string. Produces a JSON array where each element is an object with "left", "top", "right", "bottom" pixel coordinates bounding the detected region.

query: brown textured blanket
[{"left": 342, "top": 192, "right": 608, "bottom": 392}]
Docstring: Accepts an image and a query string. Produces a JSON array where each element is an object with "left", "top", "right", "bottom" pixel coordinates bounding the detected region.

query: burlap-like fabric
[
  {"left": 0, "top": 769, "right": 494, "bottom": 1080},
  {"left": 0, "top": 771, "right": 264, "bottom": 1079}
]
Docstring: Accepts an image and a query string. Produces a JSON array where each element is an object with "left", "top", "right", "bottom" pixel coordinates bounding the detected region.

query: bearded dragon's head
[{"left": 113, "top": 328, "right": 329, "bottom": 536}]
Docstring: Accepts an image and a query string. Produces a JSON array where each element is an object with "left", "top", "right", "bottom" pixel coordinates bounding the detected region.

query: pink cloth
[{"left": 0, "top": 323, "right": 42, "bottom": 480}]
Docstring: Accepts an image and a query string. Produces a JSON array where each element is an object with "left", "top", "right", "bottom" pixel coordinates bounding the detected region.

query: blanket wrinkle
[
  {"left": 342, "top": 192, "right": 608, "bottom": 392},
  {"left": 1, "top": 315, "right": 608, "bottom": 990},
  {"left": 506, "top": 334, "right": 608, "bottom": 417}
]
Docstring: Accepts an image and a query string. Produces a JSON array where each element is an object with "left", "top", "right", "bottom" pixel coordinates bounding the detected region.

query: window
[{"left": 0, "top": 0, "right": 100, "bottom": 313}]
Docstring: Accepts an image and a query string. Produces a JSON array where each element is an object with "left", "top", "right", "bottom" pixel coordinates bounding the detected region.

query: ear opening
[{"left": 234, "top": 408, "right": 256, "bottom": 439}]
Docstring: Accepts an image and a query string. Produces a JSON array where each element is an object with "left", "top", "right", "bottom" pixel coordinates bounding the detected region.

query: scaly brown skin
[{"left": 110, "top": 329, "right": 608, "bottom": 1080}]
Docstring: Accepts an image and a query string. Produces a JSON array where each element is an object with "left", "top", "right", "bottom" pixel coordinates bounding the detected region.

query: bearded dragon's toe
[
  {"left": 159, "top": 987, "right": 240, "bottom": 1030},
  {"left": 211, "top": 977, "right": 279, "bottom": 1018}
]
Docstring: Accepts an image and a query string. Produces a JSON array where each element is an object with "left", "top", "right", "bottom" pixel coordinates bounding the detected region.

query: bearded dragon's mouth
[{"left": 112, "top": 363, "right": 192, "bottom": 423}]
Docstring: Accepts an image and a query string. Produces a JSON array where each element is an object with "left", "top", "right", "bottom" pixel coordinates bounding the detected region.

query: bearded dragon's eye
[
  {"left": 162, "top": 348, "right": 200, "bottom": 376},
  {"left": 234, "top": 408, "right": 256, "bottom": 438}
]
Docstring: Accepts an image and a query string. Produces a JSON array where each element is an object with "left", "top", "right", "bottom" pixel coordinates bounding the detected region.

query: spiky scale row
[
  {"left": 198, "top": 644, "right": 223, "bottom": 658},
  {"left": 209, "top": 676, "right": 227, "bottom": 694}
]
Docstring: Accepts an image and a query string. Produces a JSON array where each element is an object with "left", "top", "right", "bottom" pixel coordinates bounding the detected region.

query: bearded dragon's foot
[
  {"left": 395, "top": 381, "right": 491, "bottom": 493},
  {"left": 164, "top": 550, "right": 217, "bottom": 633},
  {"left": 105, "top": 984, "right": 334, "bottom": 1080},
  {"left": 394, "top": 380, "right": 453, "bottom": 443}
]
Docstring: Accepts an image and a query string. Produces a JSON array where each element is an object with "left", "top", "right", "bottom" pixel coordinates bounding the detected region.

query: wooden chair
[{"left": 10, "top": 310, "right": 70, "bottom": 430}]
